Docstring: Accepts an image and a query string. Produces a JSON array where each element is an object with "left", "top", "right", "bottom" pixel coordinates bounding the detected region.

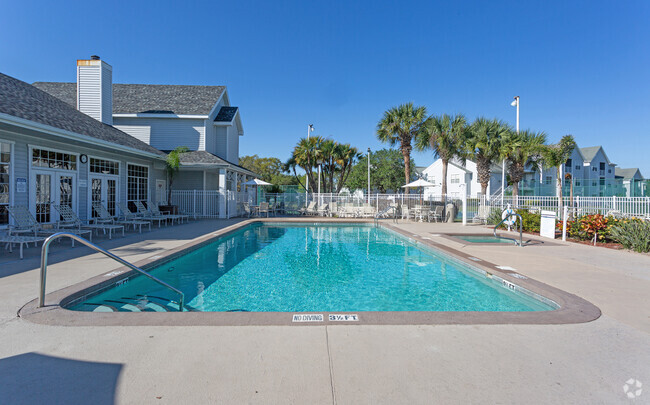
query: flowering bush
[
  {"left": 557, "top": 214, "right": 614, "bottom": 242},
  {"left": 558, "top": 214, "right": 646, "bottom": 243}
]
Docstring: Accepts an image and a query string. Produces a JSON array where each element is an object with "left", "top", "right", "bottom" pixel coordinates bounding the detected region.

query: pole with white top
[
  {"left": 305, "top": 124, "right": 314, "bottom": 206},
  {"left": 503, "top": 96, "right": 520, "bottom": 207},
  {"left": 367, "top": 148, "right": 371, "bottom": 205}
]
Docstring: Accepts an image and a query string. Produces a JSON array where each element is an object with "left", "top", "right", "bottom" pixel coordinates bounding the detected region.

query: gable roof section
[
  {"left": 615, "top": 168, "right": 642, "bottom": 180},
  {"left": 0, "top": 73, "right": 164, "bottom": 156},
  {"left": 32, "top": 82, "right": 226, "bottom": 115},
  {"left": 177, "top": 151, "right": 256, "bottom": 176},
  {"left": 579, "top": 145, "right": 614, "bottom": 165}
]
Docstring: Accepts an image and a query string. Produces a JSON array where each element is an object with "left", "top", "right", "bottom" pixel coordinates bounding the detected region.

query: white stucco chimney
[{"left": 76, "top": 55, "right": 113, "bottom": 125}]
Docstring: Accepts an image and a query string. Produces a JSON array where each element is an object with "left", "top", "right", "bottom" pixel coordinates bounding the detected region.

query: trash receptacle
[{"left": 445, "top": 203, "right": 456, "bottom": 223}]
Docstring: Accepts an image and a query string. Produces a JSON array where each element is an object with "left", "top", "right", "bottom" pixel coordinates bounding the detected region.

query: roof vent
[{"left": 90, "top": 55, "right": 100, "bottom": 60}]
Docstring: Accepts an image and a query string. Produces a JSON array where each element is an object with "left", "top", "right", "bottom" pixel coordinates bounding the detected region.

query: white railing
[
  {"left": 168, "top": 190, "right": 650, "bottom": 221},
  {"left": 169, "top": 190, "right": 221, "bottom": 218}
]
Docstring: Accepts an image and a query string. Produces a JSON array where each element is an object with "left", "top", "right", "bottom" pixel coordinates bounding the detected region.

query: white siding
[
  {"left": 113, "top": 117, "right": 204, "bottom": 151},
  {"left": 227, "top": 126, "right": 238, "bottom": 163},
  {"left": 101, "top": 65, "right": 113, "bottom": 125},
  {"left": 77, "top": 66, "right": 101, "bottom": 122},
  {"left": 215, "top": 126, "right": 227, "bottom": 160},
  {"left": 77, "top": 61, "right": 112, "bottom": 125}
]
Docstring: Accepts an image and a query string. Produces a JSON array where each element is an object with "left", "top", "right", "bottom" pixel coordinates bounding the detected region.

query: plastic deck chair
[
  {"left": 92, "top": 201, "right": 151, "bottom": 233},
  {"left": 53, "top": 204, "right": 124, "bottom": 239}
]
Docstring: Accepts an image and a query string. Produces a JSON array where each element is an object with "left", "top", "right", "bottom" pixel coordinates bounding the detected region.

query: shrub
[
  {"left": 610, "top": 220, "right": 650, "bottom": 253},
  {"left": 516, "top": 209, "right": 541, "bottom": 233}
]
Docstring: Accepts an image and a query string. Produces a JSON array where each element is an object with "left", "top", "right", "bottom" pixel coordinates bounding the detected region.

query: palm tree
[
  {"left": 541, "top": 135, "right": 577, "bottom": 212},
  {"left": 165, "top": 146, "right": 189, "bottom": 204},
  {"left": 415, "top": 113, "right": 469, "bottom": 197},
  {"left": 500, "top": 130, "right": 547, "bottom": 198},
  {"left": 466, "top": 118, "right": 511, "bottom": 197},
  {"left": 290, "top": 136, "right": 323, "bottom": 192},
  {"left": 334, "top": 143, "right": 360, "bottom": 193},
  {"left": 376, "top": 103, "right": 428, "bottom": 194}
]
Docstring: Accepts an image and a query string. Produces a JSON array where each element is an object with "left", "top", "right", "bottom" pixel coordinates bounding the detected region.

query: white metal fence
[
  {"left": 169, "top": 190, "right": 221, "bottom": 218},
  {"left": 167, "top": 190, "right": 650, "bottom": 221}
]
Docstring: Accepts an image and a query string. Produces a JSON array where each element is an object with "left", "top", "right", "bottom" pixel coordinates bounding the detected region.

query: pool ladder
[
  {"left": 374, "top": 205, "right": 398, "bottom": 226},
  {"left": 38, "top": 232, "right": 185, "bottom": 311},
  {"left": 493, "top": 212, "right": 524, "bottom": 247}
]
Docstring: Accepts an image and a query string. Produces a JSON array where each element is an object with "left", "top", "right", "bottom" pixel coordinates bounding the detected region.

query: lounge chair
[
  {"left": 0, "top": 234, "right": 46, "bottom": 259},
  {"left": 472, "top": 205, "right": 490, "bottom": 224},
  {"left": 132, "top": 201, "right": 170, "bottom": 228},
  {"left": 7, "top": 205, "right": 93, "bottom": 244},
  {"left": 147, "top": 201, "right": 188, "bottom": 224},
  {"left": 92, "top": 201, "right": 151, "bottom": 233},
  {"left": 53, "top": 204, "right": 124, "bottom": 239},
  {"left": 317, "top": 203, "right": 329, "bottom": 217},
  {"left": 300, "top": 202, "right": 317, "bottom": 216},
  {"left": 329, "top": 202, "right": 338, "bottom": 217}
]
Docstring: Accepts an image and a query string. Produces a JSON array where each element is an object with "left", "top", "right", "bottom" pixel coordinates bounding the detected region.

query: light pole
[
  {"left": 305, "top": 124, "right": 314, "bottom": 206},
  {"left": 502, "top": 96, "right": 520, "bottom": 206},
  {"left": 367, "top": 148, "right": 371, "bottom": 204}
]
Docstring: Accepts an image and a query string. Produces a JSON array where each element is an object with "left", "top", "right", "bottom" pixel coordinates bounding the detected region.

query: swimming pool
[{"left": 67, "top": 223, "right": 553, "bottom": 313}]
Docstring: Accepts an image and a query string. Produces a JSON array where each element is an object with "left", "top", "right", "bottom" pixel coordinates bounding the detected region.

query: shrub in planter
[{"left": 610, "top": 220, "right": 650, "bottom": 253}]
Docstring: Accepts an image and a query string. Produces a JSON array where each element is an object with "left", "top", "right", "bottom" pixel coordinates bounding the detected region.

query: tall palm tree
[
  {"left": 541, "top": 135, "right": 577, "bottom": 212},
  {"left": 465, "top": 118, "right": 511, "bottom": 197},
  {"left": 333, "top": 143, "right": 360, "bottom": 193},
  {"left": 415, "top": 113, "right": 468, "bottom": 197},
  {"left": 290, "top": 136, "right": 323, "bottom": 192},
  {"left": 376, "top": 103, "right": 428, "bottom": 194},
  {"left": 319, "top": 139, "right": 337, "bottom": 193},
  {"left": 500, "top": 130, "right": 547, "bottom": 198}
]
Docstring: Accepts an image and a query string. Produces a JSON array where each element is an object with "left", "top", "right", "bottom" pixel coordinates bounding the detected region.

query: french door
[
  {"left": 90, "top": 176, "right": 118, "bottom": 218},
  {"left": 30, "top": 170, "right": 76, "bottom": 223}
]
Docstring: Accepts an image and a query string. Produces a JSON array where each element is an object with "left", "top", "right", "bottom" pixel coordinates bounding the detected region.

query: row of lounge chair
[{"left": 1, "top": 201, "right": 191, "bottom": 259}]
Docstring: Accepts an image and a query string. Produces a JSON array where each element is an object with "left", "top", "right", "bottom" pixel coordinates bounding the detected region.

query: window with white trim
[
  {"left": 127, "top": 164, "right": 148, "bottom": 210},
  {"left": 32, "top": 148, "right": 76, "bottom": 170},
  {"left": 0, "top": 142, "right": 11, "bottom": 225},
  {"left": 545, "top": 176, "right": 552, "bottom": 185},
  {"left": 90, "top": 158, "right": 119, "bottom": 175},
  {"left": 450, "top": 174, "right": 460, "bottom": 184}
]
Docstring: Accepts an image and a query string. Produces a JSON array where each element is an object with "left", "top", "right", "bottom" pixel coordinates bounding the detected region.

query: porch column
[{"left": 218, "top": 168, "right": 227, "bottom": 218}]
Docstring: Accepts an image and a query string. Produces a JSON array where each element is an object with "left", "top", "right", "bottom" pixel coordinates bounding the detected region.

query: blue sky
[{"left": 2, "top": 0, "right": 649, "bottom": 175}]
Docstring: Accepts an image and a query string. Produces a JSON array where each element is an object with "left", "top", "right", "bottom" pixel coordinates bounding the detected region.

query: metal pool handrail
[
  {"left": 38, "top": 232, "right": 185, "bottom": 311},
  {"left": 493, "top": 212, "right": 523, "bottom": 247}
]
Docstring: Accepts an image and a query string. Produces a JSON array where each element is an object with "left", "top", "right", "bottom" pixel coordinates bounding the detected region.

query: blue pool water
[{"left": 69, "top": 223, "right": 553, "bottom": 313}]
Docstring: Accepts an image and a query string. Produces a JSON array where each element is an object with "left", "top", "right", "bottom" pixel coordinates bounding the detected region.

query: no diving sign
[{"left": 291, "top": 313, "right": 359, "bottom": 322}]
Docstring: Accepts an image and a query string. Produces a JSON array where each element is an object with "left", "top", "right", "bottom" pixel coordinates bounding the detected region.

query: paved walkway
[{"left": 0, "top": 219, "right": 648, "bottom": 404}]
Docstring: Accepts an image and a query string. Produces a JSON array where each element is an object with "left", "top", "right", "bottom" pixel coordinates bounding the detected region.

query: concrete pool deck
[{"left": 0, "top": 219, "right": 649, "bottom": 403}]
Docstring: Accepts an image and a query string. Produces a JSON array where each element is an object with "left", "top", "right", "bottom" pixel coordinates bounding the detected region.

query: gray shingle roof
[
  {"left": 214, "top": 106, "right": 238, "bottom": 122},
  {"left": 32, "top": 82, "right": 226, "bottom": 115},
  {"left": 0, "top": 73, "right": 164, "bottom": 156},
  {"left": 579, "top": 146, "right": 601, "bottom": 162},
  {"left": 615, "top": 168, "right": 642, "bottom": 180},
  {"left": 177, "top": 151, "right": 256, "bottom": 175}
]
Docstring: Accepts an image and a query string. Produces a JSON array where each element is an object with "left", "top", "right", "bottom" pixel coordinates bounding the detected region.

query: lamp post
[
  {"left": 305, "top": 124, "right": 314, "bottom": 206},
  {"left": 502, "top": 96, "right": 520, "bottom": 206},
  {"left": 367, "top": 148, "right": 371, "bottom": 204}
]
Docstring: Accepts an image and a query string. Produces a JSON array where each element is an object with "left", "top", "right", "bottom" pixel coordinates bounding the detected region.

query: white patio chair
[{"left": 53, "top": 204, "right": 124, "bottom": 239}]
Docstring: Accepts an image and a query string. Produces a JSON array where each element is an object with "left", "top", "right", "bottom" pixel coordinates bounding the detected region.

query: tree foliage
[
  {"left": 165, "top": 146, "right": 189, "bottom": 203},
  {"left": 239, "top": 155, "right": 298, "bottom": 185},
  {"left": 465, "top": 118, "right": 511, "bottom": 196},
  {"left": 376, "top": 103, "right": 428, "bottom": 194},
  {"left": 286, "top": 137, "right": 360, "bottom": 193},
  {"left": 345, "top": 149, "right": 413, "bottom": 193},
  {"left": 500, "top": 130, "right": 547, "bottom": 197},
  {"left": 416, "top": 113, "right": 469, "bottom": 197}
]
